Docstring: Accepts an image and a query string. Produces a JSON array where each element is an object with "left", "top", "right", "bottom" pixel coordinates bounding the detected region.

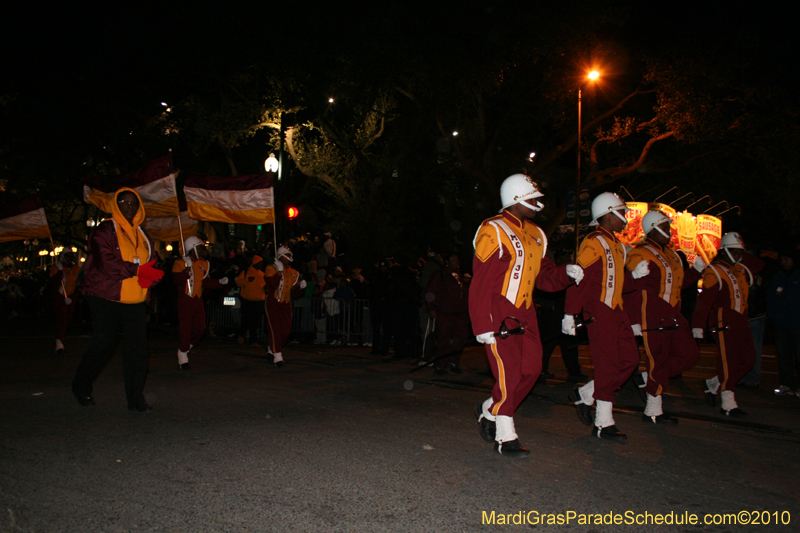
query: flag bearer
[
  {"left": 172, "top": 236, "right": 228, "bottom": 370},
  {"left": 264, "top": 246, "right": 306, "bottom": 368}
]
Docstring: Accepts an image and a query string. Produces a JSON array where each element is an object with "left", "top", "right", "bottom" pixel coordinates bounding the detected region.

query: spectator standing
[
  {"left": 425, "top": 252, "right": 470, "bottom": 375},
  {"left": 368, "top": 259, "right": 391, "bottom": 354},
  {"left": 768, "top": 246, "right": 800, "bottom": 395}
]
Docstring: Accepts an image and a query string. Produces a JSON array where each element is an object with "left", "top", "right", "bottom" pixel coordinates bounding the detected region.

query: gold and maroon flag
[
  {"left": 184, "top": 172, "right": 275, "bottom": 224},
  {"left": 142, "top": 202, "right": 198, "bottom": 243},
  {"left": 83, "top": 154, "right": 179, "bottom": 217},
  {"left": 0, "top": 197, "right": 52, "bottom": 243}
]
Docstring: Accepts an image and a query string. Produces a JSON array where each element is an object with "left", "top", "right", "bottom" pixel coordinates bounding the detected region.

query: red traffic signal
[{"left": 287, "top": 207, "right": 299, "bottom": 220}]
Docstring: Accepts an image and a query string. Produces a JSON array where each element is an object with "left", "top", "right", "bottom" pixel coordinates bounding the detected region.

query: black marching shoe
[
  {"left": 592, "top": 425, "right": 627, "bottom": 443},
  {"left": 128, "top": 402, "right": 153, "bottom": 413},
  {"left": 568, "top": 388, "right": 593, "bottom": 426},
  {"left": 179, "top": 363, "right": 192, "bottom": 371},
  {"left": 275, "top": 361, "right": 285, "bottom": 369},
  {"left": 474, "top": 404, "right": 496, "bottom": 443},
  {"left": 721, "top": 407, "right": 747, "bottom": 417},
  {"left": 702, "top": 382, "right": 717, "bottom": 407},
  {"left": 642, "top": 413, "right": 678, "bottom": 424},
  {"left": 494, "top": 439, "right": 530, "bottom": 458},
  {"left": 76, "top": 396, "right": 95, "bottom": 407}
]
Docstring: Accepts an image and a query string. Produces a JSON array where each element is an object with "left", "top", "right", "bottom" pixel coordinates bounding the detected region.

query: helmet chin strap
[
  {"left": 724, "top": 247, "right": 740, "bottom": 264},
  {"left": 611, "top": 209, "right": 628, "bottom": 224},
  {"left": 520, "top": 200, "right": 544, "bottom": 212},
  {"left": 653, "top": 225, "right": 671, "bottom": 240}
]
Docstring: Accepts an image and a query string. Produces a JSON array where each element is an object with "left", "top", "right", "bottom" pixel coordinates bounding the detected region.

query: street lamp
[
  {"left": 576, "top": 70, "right": 600, "bottom": 252},
  {"left": 265, "top": 153, "right": 279, "bottom": 173}
]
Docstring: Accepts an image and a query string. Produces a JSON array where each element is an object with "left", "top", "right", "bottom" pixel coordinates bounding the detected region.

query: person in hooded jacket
[
  {"left": 71, "top": 188, "right": 164, "bottom": 412},
  {"left": 236, "top": 254, "right": 267, "bottom": 346}
]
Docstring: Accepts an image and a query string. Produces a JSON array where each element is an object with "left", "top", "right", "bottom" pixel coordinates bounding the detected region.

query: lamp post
[{"left": 576, "top": 70, "right": 600, "bottom": 252}]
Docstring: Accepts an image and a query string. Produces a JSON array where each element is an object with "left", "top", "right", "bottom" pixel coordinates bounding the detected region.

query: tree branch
[{"left": 595, "top": 131, "right": 675, "bottom": 183}]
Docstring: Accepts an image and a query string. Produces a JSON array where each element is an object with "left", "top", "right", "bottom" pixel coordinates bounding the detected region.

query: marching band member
[
  {"left": 625, "top": 211, "right": 703, "bottom": 423},
  {"left": 471, "top": 174, "right": 583, "bottom": 457},
  {"left": 564, "top": 192, "right": 646, "bottom": 443},
  {"left": 264, "top": 246, "right": 306, "bottom": 368},
  {"left": 692, "top": 232, "right": 763, "bottom": 416},
  {"left": 172, "top": 236, "right": 227, "bottom": 370}
]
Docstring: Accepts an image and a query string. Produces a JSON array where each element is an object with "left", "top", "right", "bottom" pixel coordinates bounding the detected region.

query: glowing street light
[
  {"left": 265, "top": 153, "right": 279, "bottom": 173},
  {"left": 575, "top": 69, "right": 601, "bottom": 251}
]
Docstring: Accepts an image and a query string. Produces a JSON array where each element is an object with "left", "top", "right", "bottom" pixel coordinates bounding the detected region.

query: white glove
[
  {"left": 561, "top": 314, "right": 576, "bottom": 336},
  {"left": 631, "top": 324, "right": 642, "bottom": 336},
  {"left": 57, "top": 262, "right": 63, "bottom": 271},
  {"left": 64, "top": 297, "right": 73, "bottom": 305},
  {"left": 565, "top": 264, "right": 584, "bottom": 285},
  {"left": 299, "top": 280, "right": 307, "bottom": 289},
  {"left": 183, "top": 256, "right": 192, "bottom": 268},
  {"left": 631, "top": 260, "right": 650, "bottom": 280},
  {"left": 692, "top": 328, "right": 704, "bottom": 339},
  {"left": 274, "top": 260, "right": 284, "bottom": 272},
  {"left": 476, "top": 332, "right": 496, "bottom": 345},
  {"left": 218, "top": 277, "right": 229, "bottom": 285},
  {"left": 693, "top": 256, "right": 706, "bottom": 272}
]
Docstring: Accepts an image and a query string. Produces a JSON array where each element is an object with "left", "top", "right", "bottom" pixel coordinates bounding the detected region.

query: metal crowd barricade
[
  {"left": 292, "top": 297, "right": 370, "bottom": 345},
  {"left": 206, "top": 296, "right": 370, "bottom": 345}
]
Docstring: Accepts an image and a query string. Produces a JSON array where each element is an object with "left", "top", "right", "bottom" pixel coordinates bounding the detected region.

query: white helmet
[
  {"left": 720, "top": 232, "right": 744, "bottom": 263},
  {"left": 276, "top": 246, "right": 293, "bottom": 262},
  {"left": 589, "top": 192, "right": 629, "bottom": 226},
  {"left": 184, "top": 236, "right": 204, "bottom": 256},
  {"left": 499, "top": 174, "right": 544, "bottom": 213},
  {"left": 641, "top": 210, "right": 671, "bottom": 240}
]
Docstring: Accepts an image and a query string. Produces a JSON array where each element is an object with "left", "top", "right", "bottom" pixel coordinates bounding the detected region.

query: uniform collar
[
  {"left": 644, "top": 237, "right": 663, "bottom": 251},
  {"left": 597, "top": 226, "right": 618, "bottom": 241},
  {"left": 501, "top": 210, "right": 524, "bottom": 229}
]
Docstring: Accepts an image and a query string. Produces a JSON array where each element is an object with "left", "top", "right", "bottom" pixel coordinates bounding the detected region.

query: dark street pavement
[{"left": 1, "top": 321, "right": 799, "bottom": 532}]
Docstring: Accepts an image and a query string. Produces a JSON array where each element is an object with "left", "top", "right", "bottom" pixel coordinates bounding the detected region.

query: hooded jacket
[
  {"left": 81, "top": 188, "right": 156, "bottom": 304},
  {"left": 236, "top": 255, "right": 266, "bottom": 301}
]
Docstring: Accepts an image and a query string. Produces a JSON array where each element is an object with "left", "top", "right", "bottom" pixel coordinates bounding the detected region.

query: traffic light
[{"left": 287, "top": 207, "right": 299, "bottom": 220}]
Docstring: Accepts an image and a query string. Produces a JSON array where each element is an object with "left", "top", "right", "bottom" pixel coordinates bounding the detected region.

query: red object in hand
[{"left": 137, "top": 259, "right": 164, "bottom": 288}]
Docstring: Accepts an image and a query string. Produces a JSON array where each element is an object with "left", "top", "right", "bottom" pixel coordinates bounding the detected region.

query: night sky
[{"left": 2, "top": 3, "right": 799, "bottom": 245}]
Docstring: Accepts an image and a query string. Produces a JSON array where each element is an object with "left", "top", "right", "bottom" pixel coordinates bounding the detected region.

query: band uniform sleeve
[
  {"left": 691, "top": 267, "right": 720, "bottom": 329},
  {"left": 535, "top": 257, "right": 572, "bottom": 293},
  {"left": 172, "top": 259, "right": 189, "bottom": 286}
]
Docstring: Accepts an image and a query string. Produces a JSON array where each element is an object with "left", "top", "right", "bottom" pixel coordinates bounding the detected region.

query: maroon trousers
[
  {"left": 177, "top": 294, "right": 206, "bottom": 352},
  {"left": 585, "top": 303, "right": 640, "bottom": 402},
  {"left": 484, "top": 303, "right": 542, "bottom": 418},
  {"left": 266, "top": 299, "right": 293, "bottom": 354},
  {"left": 52, "top": 293, "right": 76, "bottom": 343},
  {"left": 710, "top": 307, "right": 755, "bottom": 393},
  {"left": 640, "top": 294, "right": 700, "bottom": 396}
]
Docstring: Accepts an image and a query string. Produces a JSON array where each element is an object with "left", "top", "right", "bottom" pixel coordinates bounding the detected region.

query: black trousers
[
  {"left": 72, "top": 296, "right": 149, "bottom": 407},
  {"left": 239, "top": 298, "right": 265, "bottom": 343}
]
